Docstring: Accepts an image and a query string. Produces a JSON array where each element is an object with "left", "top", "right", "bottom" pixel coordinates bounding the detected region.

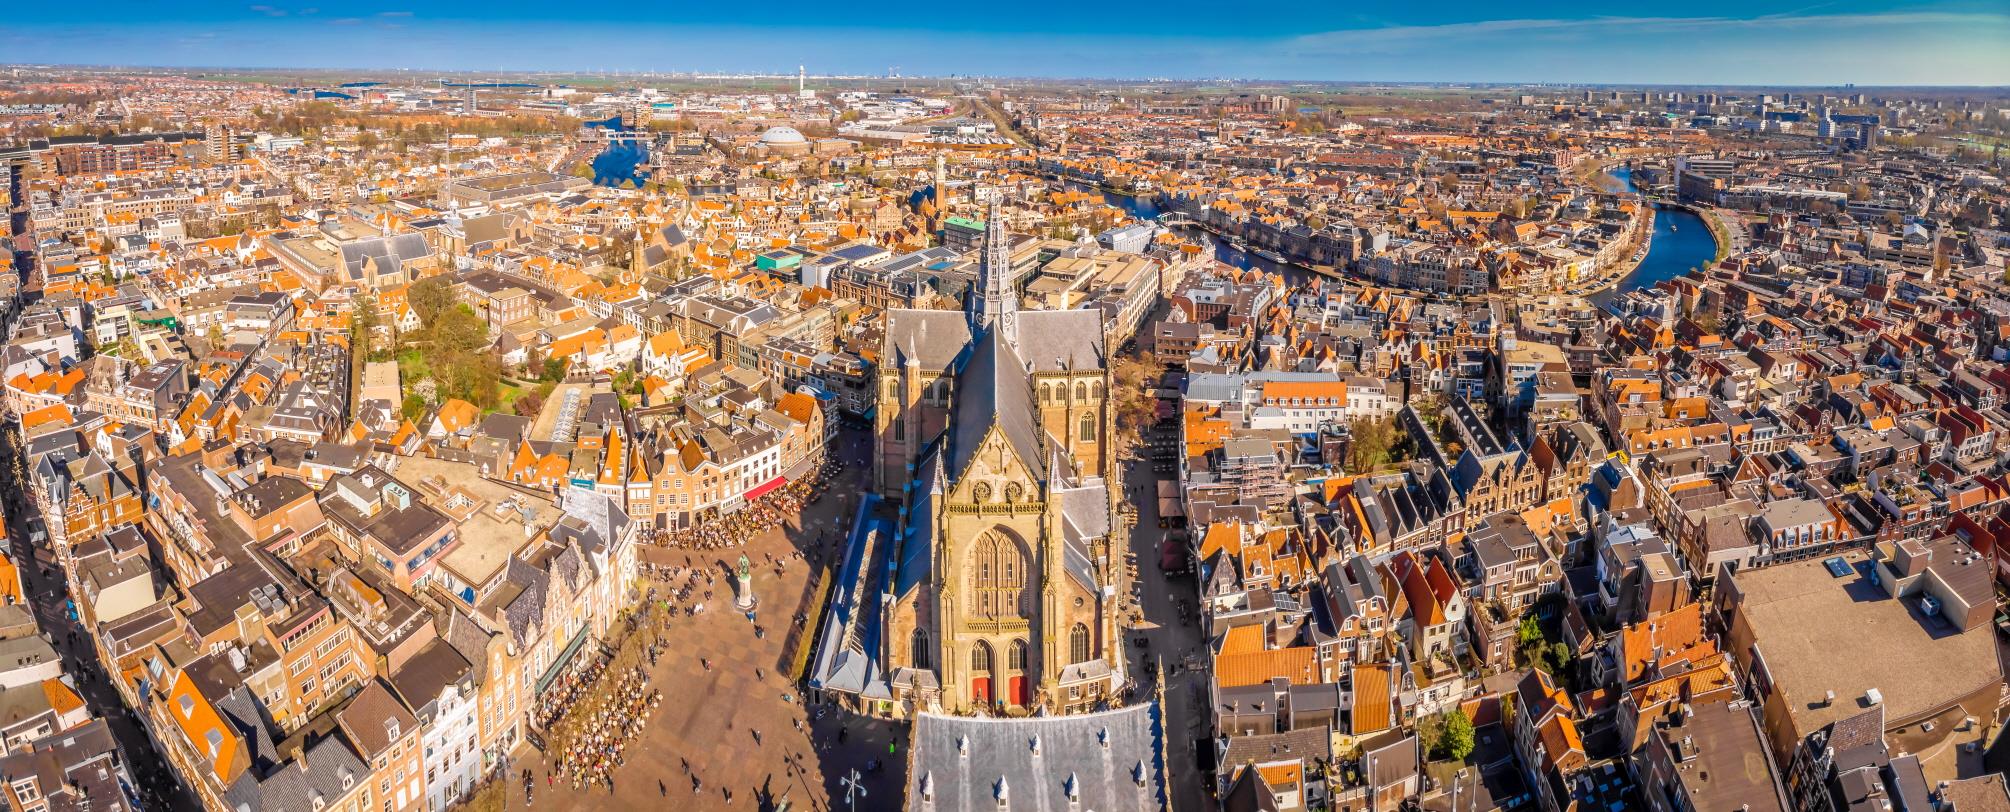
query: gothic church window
[{"left": 970, "top": 531, "right": 1029, "bottom": 620}]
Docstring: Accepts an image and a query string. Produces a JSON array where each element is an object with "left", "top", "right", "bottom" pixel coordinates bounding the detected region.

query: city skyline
[{"left": 3, "top": 1, "right": 2008, "bottom": 85}]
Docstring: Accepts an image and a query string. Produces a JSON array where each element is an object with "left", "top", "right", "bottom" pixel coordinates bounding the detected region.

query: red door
[
  {"left": 1009, "top": 676, "right": 1029, "bottom": 706},
  {"left": 971, "top": 677, "right": 992, "bottom": 704}
]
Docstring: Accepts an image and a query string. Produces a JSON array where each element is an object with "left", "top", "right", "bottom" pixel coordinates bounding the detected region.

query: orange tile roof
[
  {"left": 42, "top": 679, "right": 85, "bottom": 717},
  {"left": 1218, "top": 624, "right": 1266, "bottom": 657},
  {"left": 1619, "top": 602, "right": 1716, "bottom": 683},
  {"left": 1536, "top": 713, "right": 1585, "bottom": 768},
  {"left": 164, "top": 670, "right": 246, "bottom": 784},
  {"left": 19, "top": 404, "right": 73, "bottom": 431},
  {"left": 436, "top": 399, "right": 479, "bottom": 432},
  {"left": 1352, "top": 663, "right": 1393, "bottom": 734},
  {"left": 1215, "top": 647, "right": 1319, "bottom": 689}
]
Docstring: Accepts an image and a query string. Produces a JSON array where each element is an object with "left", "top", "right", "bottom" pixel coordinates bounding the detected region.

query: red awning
[{"left": 744, "top": 475, "right": 787, "bottom": 502}]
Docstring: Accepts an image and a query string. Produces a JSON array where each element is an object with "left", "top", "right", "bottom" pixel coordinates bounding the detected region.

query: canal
[
  {"left": 1589, "top": 167, "right": 1717, "bottom": 307},
  {"left": 586, "top": 118, "right": 651, "bottom": 188},
  {"left": 1086, "top": 187, "right": 1303, "bottom": 280},
  {"left": 1085, "top": 173, "right": 1717, "bottom": 299}
]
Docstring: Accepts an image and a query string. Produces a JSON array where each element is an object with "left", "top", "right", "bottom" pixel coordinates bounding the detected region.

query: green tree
[
  {"left": 1516, "top": 615, "right": 1542, "bottom": 648},
  {"left": 352, "top": 296, "right": 380, "bottom": 355},
  {"left": 1436, "top": 709, "right": 1476, "bottom": 761},
  {"left": 542, "top": 358, "right": 568, "bottom": 382},
  {"left": 1416, "top": 711, "right": 1446, "bottom": 757},
  {"left": 401, "top": 394, "right": 428, "bottom": 421},
  {"left": 1545, "top": 642, "right": 1573, "bottom": 678}
]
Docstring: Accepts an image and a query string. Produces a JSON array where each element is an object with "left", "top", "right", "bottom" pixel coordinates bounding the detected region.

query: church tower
[
  {"left": 873, "top": 202, "right": 1122, "bottom": 717},
  {"left": 972, "top": 201, "right": 1018, "bottom": 345}
]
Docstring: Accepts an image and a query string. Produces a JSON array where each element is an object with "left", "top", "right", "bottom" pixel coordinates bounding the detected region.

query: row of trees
[
  {"left": 356, "top": 277, "right": 513, "bottom": 420},
  {"left": 1110, "top": 351, "right": 1167, "bottom": 451}
]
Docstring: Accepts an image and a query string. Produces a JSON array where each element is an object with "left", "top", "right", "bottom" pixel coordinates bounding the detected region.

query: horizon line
[{"left": 6, "top": 63, "right": 2007, "bottom": 91}]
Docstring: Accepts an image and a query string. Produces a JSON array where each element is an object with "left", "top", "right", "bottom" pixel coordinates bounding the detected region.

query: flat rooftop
[
  {"left": 1732, "top": 551, "right": 2000, "bottom": 736},
  {"left": 398, "top": 456, "right": 560, "bottom": 588}
]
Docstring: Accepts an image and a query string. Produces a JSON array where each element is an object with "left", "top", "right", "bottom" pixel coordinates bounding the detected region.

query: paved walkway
[
  {"left": 503, "top": 430, "right": 908, "bottom": 812},
  {"left": 1118, "top": 454, "right": 1214, "bottom": 812}
]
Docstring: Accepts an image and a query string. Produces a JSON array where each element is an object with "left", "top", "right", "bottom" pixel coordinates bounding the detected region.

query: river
[
  {"left": 1588, "top": 168, "right": 1717, "bottom": 307},
  {"left": 1084, "top": 186, "right": 1305, "bottom": 281},
  {"left": 586, "top": 118, "right": 651, "bottom": 188},
  {"left": 1088, "top": 175, "right": 1715, "bottom": 300}
]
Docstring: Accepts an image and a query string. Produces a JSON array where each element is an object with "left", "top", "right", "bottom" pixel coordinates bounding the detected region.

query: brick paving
[{"left": 503, "top": 430, "right": 908, "bottom": 811}]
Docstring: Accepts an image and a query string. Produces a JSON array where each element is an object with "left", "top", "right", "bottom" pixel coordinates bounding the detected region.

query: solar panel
[{"left": 1824, "top": 557, "right": 1852, "bottom": 578}]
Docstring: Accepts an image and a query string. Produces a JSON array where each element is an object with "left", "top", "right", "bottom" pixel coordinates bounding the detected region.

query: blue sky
[{"left": 3, "top": 1, "right": 2007, "bottom": 84}]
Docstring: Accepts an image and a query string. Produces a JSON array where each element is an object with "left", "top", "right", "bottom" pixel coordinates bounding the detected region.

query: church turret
[{"left": 972, "top": 201, "right": 1018, "bottom": 344}]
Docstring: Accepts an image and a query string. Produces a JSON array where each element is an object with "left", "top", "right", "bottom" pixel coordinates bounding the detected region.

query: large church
[{"left": 867, "top": 204, "right": 1124, "bottom": 715}]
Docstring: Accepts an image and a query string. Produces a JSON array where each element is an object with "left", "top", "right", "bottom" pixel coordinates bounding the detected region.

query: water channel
[
  {"left": 1587, "top": 167, "right": 1718, "bottom": 307},
  {"left": 586, "top": 118, "right": 651, "bottom": 188},
  {"left": 1084, "top": 167, "right": 1717, "bottom": 302}
]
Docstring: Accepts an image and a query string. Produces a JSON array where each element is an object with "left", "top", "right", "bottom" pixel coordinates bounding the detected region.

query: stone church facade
[{"left": 872, "top": 205, "right": 1124, "bottom": 715}]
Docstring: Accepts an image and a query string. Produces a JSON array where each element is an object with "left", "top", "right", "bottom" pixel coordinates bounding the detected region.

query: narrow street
[
  {"left": 1120, "top": 453, "right": 1212, "bottom": 812},
  {"left": 2, "top": 160, "right": 190, "bottom": 808},
  {"left": 0, "top": 422, "right": 195, "bottom": 810}
]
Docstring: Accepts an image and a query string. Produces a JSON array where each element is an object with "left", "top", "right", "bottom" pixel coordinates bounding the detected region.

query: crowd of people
[
  {"left": 643, "top": 563, "right": 715, "bottom": 617},
  {"left": 650, "top": 456, "right": 844, "bottom": 550},
  {"left": 531, "top": 655, "right": 607, "bottom": 731},
  {"left": 548, "top": 664, "right": 661, "bottom": 793}
]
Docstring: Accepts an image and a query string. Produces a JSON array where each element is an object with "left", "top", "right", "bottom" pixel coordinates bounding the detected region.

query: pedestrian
[{"left": 659, "top": 779, "right": 667, "bottom": 797}]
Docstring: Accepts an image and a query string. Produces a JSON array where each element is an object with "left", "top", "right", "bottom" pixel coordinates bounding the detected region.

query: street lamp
[{"left": 840, "top": 768, "right": 867, "bottom": 810}]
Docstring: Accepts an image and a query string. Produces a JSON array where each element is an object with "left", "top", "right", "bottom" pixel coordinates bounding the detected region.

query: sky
[{"left": 2, "top": 0, "right": 2007, "bottom": 85}]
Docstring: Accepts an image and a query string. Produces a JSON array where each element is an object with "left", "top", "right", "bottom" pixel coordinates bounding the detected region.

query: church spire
[{"left": 972, "top": 200, "right": 1017, "bottom": 343}]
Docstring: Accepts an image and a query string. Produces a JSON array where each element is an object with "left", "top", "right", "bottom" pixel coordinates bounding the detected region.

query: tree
[
  {"left": 1516, "top": 615, "right": 1542, "bottom": 648},
  {"left": 1436, "top": 709, "right": 1476, "bottom": 761},
  {"left": 512, "top": 390, "right": 546, "bottom": 418},
  {"left": 543, "top": 358, "right": 568, "bottom": 382},
  {"left": 1416, "top": 711, "right": 1446, "bottom": 757},
  {"left": 407, "top": 275, "right": 458, "bottom": 327},
  {"left": 401, "top": 394, "right": 428, "bottom": 421},
  {"left": 352, "top": 296, "right": 380, "bottom": 356},
  {"left": 1346, "top": 416, "right": 1397, "bottom": 474},
  {"left": 1412, "top": 393, "right": 1446, "bottom": 430},
  {"left": 1545, "top": 641, "right": 1573, "bottom": 678},
  {"left": 432, "top": 305, "right": 491, "bottom": 354},
  {"left": 1109, "top": 352, "right": 1167, "bottom": 450}
]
